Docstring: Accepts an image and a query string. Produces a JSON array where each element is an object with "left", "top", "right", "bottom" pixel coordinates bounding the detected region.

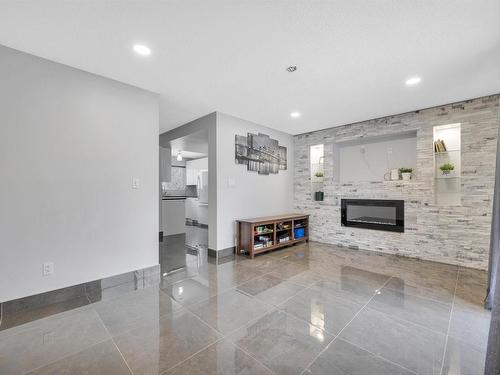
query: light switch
[
  {"left": 43, "top": 262, "right": 54, "bottom": 276},
  {"left": 227, "top": 177, "right": 236, "bottom": 187},
  {"left": 132, "top": 178, "right": 140, "bottom": 189}
]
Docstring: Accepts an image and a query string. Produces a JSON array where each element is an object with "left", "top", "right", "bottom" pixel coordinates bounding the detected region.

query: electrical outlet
[
  {"left": 43, "top": 262, "right": 54, "bottom": 276},
  {"left": 132, "top": 177, "right": 140, "bottom": 189}
]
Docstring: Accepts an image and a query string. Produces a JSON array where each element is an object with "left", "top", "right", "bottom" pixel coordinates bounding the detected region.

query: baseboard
[
  {"left": 208, "top": 246, "right": 235, "bottom": 259},
  {"left": 0, "top": 264, "right": 160, "bottom": 331}
]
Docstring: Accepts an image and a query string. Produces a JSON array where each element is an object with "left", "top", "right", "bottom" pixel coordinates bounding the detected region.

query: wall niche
[{"left": 333, "top": 131, "right": 418, "bottom": 182}]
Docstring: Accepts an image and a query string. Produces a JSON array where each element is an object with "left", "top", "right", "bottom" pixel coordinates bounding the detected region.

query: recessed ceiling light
[
  {"left": 405, "top": 76, "right": 421, "bottom": 86},
  {"left": 286, "top": 65, "right": 297, "bottom": 73},
  {"left": 133, "top": 44, "right": 151, "bottom": 56},
  {"left": 290, "top": 112, "right": 301, "bottom": 118}
]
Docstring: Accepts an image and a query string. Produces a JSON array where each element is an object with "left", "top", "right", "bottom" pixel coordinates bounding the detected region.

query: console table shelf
[{"left": 236, "top": 214, "right": 309, "bottom": 258}]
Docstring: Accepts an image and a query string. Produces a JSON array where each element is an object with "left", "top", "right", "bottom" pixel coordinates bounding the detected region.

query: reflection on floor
[
  {"left": 0, "top": 241, "right": 491, "bottom": 375},
  {"left": 160, "top": 225, "right": 208, "bottom": 276}
]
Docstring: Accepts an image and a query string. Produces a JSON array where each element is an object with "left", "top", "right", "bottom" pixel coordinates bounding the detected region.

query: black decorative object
[{"left": 235, "top": 132, "right": 287, "bottom": 175}]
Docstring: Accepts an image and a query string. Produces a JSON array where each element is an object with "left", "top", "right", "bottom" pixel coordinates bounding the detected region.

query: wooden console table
[{"left": 236, "top": 214, "right": 309, "bottom": 258}]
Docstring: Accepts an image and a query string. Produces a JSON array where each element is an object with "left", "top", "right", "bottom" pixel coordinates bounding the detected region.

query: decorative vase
[
  {"left": 314, "top": 191, "right": 324, "bottom": 201},
  {"left": 401, "top": 172, "right": 412, "bottom": 181},
  {"left": 442, "top": 170, "right": 452, "bottom": 176}
]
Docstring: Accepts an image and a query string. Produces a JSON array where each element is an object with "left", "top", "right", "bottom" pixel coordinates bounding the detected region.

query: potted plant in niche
[
  {"left": 399, "top": 167, "right": 413, "bottom": 181},
  {"left": 313, "top": 171, "right": 324, "bottom": 201},
  {"left": 439, "top": 163, "right": 455, "bottom": 177},
  {"left": 313, "top": 171, "right": 324, "bottom": 182}
]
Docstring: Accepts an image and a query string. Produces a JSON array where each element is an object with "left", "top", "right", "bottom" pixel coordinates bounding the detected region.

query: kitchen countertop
[{"left": 162, "top": 195, "right": 196, "bottom": 200}]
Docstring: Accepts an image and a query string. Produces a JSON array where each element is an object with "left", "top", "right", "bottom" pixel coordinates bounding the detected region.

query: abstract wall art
[{"left": 235, "top": 132, "right": 287, "bottom": 174}]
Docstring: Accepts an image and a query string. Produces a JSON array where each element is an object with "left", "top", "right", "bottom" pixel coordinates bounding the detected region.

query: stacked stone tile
[{"left": 294, "top": 95, "right": 499, "bottom": 269}]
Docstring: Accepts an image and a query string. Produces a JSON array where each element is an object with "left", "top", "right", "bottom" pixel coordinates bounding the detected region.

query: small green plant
[
  {"left": 439, "top": 163, "right": 455, "bottom": 175},
  {"left": 314, "top": 171, "right": 324, "bottom": 178},
  {"left": 399, "top": 168, "right": 413, "bottom": 174}
]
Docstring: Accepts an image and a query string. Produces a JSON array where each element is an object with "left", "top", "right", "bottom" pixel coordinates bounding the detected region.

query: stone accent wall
[{"left": 294, "top": 95, "right": 499, "bottom": 269}]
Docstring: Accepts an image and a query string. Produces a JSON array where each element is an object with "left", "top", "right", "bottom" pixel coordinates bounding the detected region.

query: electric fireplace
[{"left": 341, "top": 199, "right": 404, "bottom": 232}]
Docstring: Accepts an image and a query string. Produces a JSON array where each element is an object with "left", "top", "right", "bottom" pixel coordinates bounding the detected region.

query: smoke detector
[{"left": 286, "top": 65, "right": 297, "bottom": 73}]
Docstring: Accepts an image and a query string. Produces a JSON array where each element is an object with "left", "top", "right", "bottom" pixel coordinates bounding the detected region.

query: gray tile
[
  {"left": 87, "top": 275, "right": 162, "bottom": 303},
  {"left": 1, "top": 284, "right": 87, "bottom": 315},
  {"left": 339, "top": 307, "right": 446, "bottom": 375},
  {"left": 386, "top": 268, "right": 458, "bottom": 305},
  {"left": 25, "top": 340, "right": 132, "bottom": 375},
  {"left": 0, "top": 296, "right": 90, "bottom": 331},
  {"left": 278, "top": 285, "right": 365, "bottom": 335},
  {"left": 449, "top": 298, "right": 491, "bottom": 351},
  {"left": 94, "top": 286, "right": 182, "bottom": 336},
  {"left": 268, "top": 263, "right": 324, "bottom": 287},
  {"left": 210, "top": 262, "right": 267, "bottom": 290},
  {"left": 187, "top": 289, "right": 272, "bottom": 335},
  {"left": 307, "top": 338, "right": 415, "bottom": 375},
  {"left": 0, "top": 307, "right": 110, "bottom": 374},
  {"left": 227, "top": 309, "right": 334, "bottom": 375},
  {"left": 235, "top": 256, "right": 289, "bottom": 273},
  {"left": 312, "top": 278, "right": 379, "bottom": 304},
  {"left": 441, "top": 337, "right": 486, "bottom": 375},
  {"left": 237, "top": 274, "right": 305, "bottom": 306},
  {"left": 162, "top": 277, "right": 219, "bottom": 306},
  {"left": 165, "top": 339, "right": 274, "bottom": 375},
  {"left": 367, "top": 286, "right": 452, "bottom": 333},
  {"left": 113, "top": 308, "right": 221, "bottom": 375}
]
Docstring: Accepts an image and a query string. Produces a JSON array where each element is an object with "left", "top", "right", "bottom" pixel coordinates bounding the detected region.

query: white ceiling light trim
[
  {"left": 405, "top": 76, "right": 422, "bottom": 86},
  {"left": 290, "top": 112, "right": 301, "bottom": 118},
  {"left": 133, "top": 44, "right": 151, "bottom": 56}
]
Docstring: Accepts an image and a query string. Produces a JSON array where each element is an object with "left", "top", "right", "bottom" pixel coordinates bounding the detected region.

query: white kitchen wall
[
  {"left": 215, "top": 113, "right": 294, "bottom": 251},
  {"left": 0, "top": 46, "right": 159, "bottom": 301}
]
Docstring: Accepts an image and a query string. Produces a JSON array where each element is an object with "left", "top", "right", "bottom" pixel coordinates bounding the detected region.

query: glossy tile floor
[{"left": 0, "top": 241, "right": 490, "bottom": 375}]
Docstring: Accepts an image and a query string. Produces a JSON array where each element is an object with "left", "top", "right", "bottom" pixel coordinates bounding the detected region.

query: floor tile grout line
[
  {"left": 19, "top": 308, "right": 118, "bottom": 375},
  {"left": 357, "top": 296, "right": 452, "bottom": 338},
  {"left": 92, "top": 306, "right": 136, "bottom": 375},
  {"left": 229, "top": 338, "right": 281, "bottom": 375},
  {"left": 237, "top": 275, "right": 317, "bottom": 308},
  {"left": 182, "top": 306, "right": 229, "bottom": 337},
  {"left": 298, "top": 276, "right": 395, "bottom": 375},
  {"left": 159, "top": 307, "right": 278, "bottom": 375},
  {"left": 379, "top": 272, "right": 458, "bottom": 307},
  {"left": 439, "top": 267, "right": 460, "bottom": 375},
  {"left": 20, "top": 335, "right": 115, "bottom": 375},
  {"left": 0, "top": 303, "right": 97, "bottom": 340},
  {"left": 158, "top": 336, "right": 226, "bottom": 375},
  {"left": 339, "top": 337, "right": 420, "bottom": 375}
]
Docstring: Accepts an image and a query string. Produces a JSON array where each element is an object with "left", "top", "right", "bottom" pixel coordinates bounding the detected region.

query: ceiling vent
[{"left": 286, "top": 65, "right": 297, "bottom": 73}]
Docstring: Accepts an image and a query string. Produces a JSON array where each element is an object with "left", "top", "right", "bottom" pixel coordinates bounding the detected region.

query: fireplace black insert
[{"left": 341, "top": 199, "right": 404, "bottom": 232}]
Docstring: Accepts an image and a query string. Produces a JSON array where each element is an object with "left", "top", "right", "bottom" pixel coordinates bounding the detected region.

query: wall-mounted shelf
[{"left": 433, "top": 123, "right": 461, "bottom": 206}]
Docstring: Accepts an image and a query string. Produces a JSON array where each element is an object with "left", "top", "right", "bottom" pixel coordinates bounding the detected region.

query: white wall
[
  {"left": 337, "top": 133, "right": 417, "bottom": 182},
  {"left": 0, "top": 46, "right": 159, "bottom": 302},
  {"left": 216, "top": 113, "right": 294, "bottom": 250}
]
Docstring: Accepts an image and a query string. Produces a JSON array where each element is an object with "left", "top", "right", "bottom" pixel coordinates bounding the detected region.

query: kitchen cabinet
[
  {"left": 161, "top": 199, "right": 186, "bottom": 235},
  {"left": 186, "top": 168, "right": 198, "bottom": 185}
]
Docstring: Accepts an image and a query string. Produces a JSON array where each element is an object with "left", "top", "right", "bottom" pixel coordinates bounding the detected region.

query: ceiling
[
  {"left": 0, "top": 1, "right": 499, "bottom": 135},
  {"left": 169, "top": 129, "right": 208, "bottom": 159}
]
